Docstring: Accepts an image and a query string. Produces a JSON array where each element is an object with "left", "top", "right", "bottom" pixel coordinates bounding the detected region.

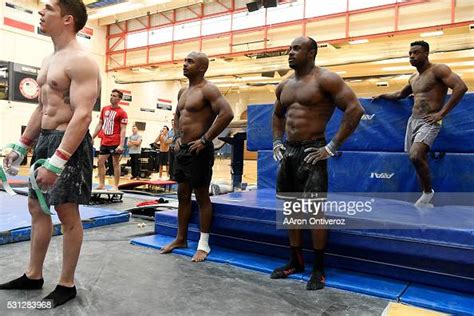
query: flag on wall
[
  {"left": 4, "top": 2, "right": 34, "bottom": 33},
  {"left": 157, "top": 98, "right": 172, "bottom": 111},
  {"left": 119, "top": 89, "right": 132, "bottom": 106}
]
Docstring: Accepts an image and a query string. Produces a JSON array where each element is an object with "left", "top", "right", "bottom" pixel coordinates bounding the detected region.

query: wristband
[
  {"left": 200, "top": 136, "right": 212, "bottom": 147},
  {"left": 325, "top": 140, "right": 340, "bottom": 156},
  {"left": 44, "top": 150, "right": 69, "bottom": 175}
]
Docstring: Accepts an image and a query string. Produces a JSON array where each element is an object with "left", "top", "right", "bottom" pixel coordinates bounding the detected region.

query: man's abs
[{"left": 41, "top": 102, "right": 74, "bottom": 130}]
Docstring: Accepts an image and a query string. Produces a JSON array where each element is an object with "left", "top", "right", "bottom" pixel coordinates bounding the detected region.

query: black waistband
[
  {"left": 40, "top": 129, "right": 66, "bottom": 135},
  {"left": 285, "top": 138, "right": 326, "bottom": 147}
]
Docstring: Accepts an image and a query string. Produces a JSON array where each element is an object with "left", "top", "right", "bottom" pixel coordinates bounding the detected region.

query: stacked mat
[
  {"left": 147, "top": 190, "right": 474, "bottom": 315},
  {"left": 249, "top": 94, "right": 474, "bottom": 192}
]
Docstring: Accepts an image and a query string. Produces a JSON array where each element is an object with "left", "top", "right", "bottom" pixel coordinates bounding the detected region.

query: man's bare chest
[
  {"left": 411, "top": 72, "right": 439, "bottom": 93},
  {"left": 280, "top": 81, "right": 326, "bottom": 107}
]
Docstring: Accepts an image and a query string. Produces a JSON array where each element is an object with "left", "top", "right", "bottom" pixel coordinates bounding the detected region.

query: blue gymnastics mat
[
  {"left": 131, "top": 234, "right": 408, "bottom": 300},
  {"left": 153, "top": 189, "right": 474, "bottom": 295},
  {"left": 0, "top": 192, "right": 129, "bottom": 245}
]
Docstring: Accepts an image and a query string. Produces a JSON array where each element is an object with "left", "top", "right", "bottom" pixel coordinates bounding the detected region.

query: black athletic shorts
[
  {"left": 29, "top": 129, "right": 93, "bottom": 206},
  {"left": 174, "top": 143, "right": 214, "bottom": 189},
  {"left": 159, "top": 151, "right": 169, "bottom": 166},
  {"left": 99, "top": 144, "right": 119, "bottom": 155},
  {"left": 276, "top": 139, "right": 328, "bottom": 199}
]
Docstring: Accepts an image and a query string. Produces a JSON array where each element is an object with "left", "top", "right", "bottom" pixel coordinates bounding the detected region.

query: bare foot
[
  {"left": 110, "top": 186, "right": 119, "bottom": 191},
  {"left": 95, "top": 186, "right": 105, "bottom": 190},
  {"left": 191, "top": 250, "right": 209, "bottom": 262},
  {"left": 160, "top": 239, "right": 187, "bottom": 254}
]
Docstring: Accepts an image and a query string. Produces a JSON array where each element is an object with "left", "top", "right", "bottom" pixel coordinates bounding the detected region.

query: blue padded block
[
  {"left": 257, "top": 150, "right": 474, "bottom": 192},
  {"left": 326, "top": 98, "right": 412, "bottom": 152},
  {"left": 132, "top": 234, "right": 408, "bottom": 300},
  {"left": 257, "top": 151, "right": 278, "bottom": 189},
  {"left": 247, "top": 94, "right": 474, "bottom": 152},
  {"left": 432, "top": 93, "right": 474, "bottom": 152},
  {"left": 400, "top": 284, "right": 474, "bottom": 316},
  {"left": 154, "top": 220, "right": 474, "bottom": 294},
  {"left": 247, "top": 104, "right": 274, "bottom": 151},
  {"left": 155, "top": 189, "right": 474, "bottom": 293},
  {"left": 0, "top": 192, "right": 129, "bottom": 245},
  {"left": 302, "top": 268, "right": 407, "bottom": 300}
]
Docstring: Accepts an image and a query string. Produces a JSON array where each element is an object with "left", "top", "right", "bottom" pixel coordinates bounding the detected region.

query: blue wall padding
[
  {"left": 257, "top": 150, "right": 474, "bottom": 192},
  {"left": 132, "top": 234, "right": 409, "bottom": 300},
  {"left": 247, "top": 104, "right": 274, "bottom": 151},
  {"left": 153, "top": 189, "right": 474, "bottom": 294},
  {"left": 257, "top": 150, "right": 278, "bottom": 189},
  {"left": 326, "top": 98, "right": 412, "bottom": 151},
  {"left": 247, "top": 94, "right": 474, "bottom": 152},
  {"left": 399, "top": 284, "right": 474, "bottom": 316}
]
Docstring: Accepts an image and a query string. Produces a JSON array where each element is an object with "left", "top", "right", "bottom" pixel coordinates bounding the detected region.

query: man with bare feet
[
  {"left": 272, "top": 36, "right": 364, "bottom": 290},
  {"left": 0, "top": 0, "right": 100, "bottom": 307},
  {"left": 160, "top": 52, "right": 234, "bottom": 262},
  {"left": 373, "top": 41, "right": 467, "bottom": 207},
  {"left": 92, "top": 89, "right": 128, "bottom": 191}
]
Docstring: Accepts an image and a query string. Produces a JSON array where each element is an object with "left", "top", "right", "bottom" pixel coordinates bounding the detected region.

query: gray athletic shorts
[
  {"left": 29, "top": 129, "right": 93, "bottom": 206},
  {"left": 404, "top": 116, "right": 441, "bottom": 151}
]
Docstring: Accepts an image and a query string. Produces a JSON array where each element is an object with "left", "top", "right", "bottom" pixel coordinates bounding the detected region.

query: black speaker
[
  {"left": 246, "top": 1, "right": 261, "bottom": 12},
  {"left": 263, "top": 0, "right": 277, "bottom": 8}
]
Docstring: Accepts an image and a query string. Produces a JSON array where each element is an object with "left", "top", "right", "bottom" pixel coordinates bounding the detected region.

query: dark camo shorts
[
  {"left": 276, "top": 139, "right": 328, "bottom": 200},
  {"left": 29, "top": 129, "right": 93, "bottom": 206}
]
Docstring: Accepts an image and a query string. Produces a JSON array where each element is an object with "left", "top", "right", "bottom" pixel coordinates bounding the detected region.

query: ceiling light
[
  {"left": 381, "top": 66, "right": 413, "bottom": 71},
  {"left": 335, "top": 71, "right": 347, "bottom": 75},
  {"left": 420, "top": 30, "right": 444, "bottom": 37},
  {"left": 374, "top": 57, "right": 408, "bottom": 64},
  {"left": 448, "top": 61, "right": 474, "bottom": 67},
  {"left": 349, "top": 39, "right": 369, "bottom": 45}
]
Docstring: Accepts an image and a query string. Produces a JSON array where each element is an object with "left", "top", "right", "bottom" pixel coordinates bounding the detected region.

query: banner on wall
[
  {"left": 4, "top": 2, "right": 35, "bottom": 33},
  {"left": 77, "top": 27, "right": 94, "bottom": 40},
  {"left": 140, "top": 107, "right": 155, "bottom": 113},
  {"left": 119, "top": 89, "right": 132, "bottom": 106},
  {"left": 157, "top": 98, "right": 172, "bottom": 111},
  {"left": 9, "top": 62, "right": 40, "bottom": 104}
]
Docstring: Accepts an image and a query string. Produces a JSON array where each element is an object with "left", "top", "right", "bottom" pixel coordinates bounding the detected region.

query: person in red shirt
[{"left": 92, "top": 89, "right": 128, "bottom": 190}]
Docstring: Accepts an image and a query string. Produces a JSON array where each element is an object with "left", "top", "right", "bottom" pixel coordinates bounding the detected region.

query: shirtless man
[
  {"left": 373, "top": 41, "right": 467, "bottom": 206},
  {"left": 272, "top": 36, "right": 364, "bottom": 290},
  {"left": 0, "top": 0, "right": 100, "bottom": 308},
  {"left": 160, "top": 52, "right": 234, "bottom": 262}
]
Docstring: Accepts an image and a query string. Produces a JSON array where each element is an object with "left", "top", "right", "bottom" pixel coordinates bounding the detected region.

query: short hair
[
  {"left": 163, "top": 126, "right": 169, "bottom": 131},
  {"left": 307, "top": 37, "right": 318, "bottom": 60},
  {"left": 58, "top": 0, "right": 88, "bottom": 33},
  {"left": 410, "top": 40, "right": 429, "bottom": 53},
  {"left": 112, "top": 89, "right": 123, "bottom": 99}
]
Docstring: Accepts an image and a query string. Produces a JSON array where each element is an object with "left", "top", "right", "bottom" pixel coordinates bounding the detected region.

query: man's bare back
[
  {"left": 279, "top": 67, "right": 336, "bottom": 142},
  {"left": 38, "top": 47, "right": 100, "bottom": 131},
  {"left": 176, "top": 81, "right": 217, "bottom": 144}
]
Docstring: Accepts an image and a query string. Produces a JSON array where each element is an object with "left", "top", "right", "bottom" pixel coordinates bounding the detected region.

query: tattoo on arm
[
  {"left": 419, "top": 99, "right": 430, "bottom": 113},
  {"left": 63, "top": 90, "right": 71, "bottom": 108}
]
